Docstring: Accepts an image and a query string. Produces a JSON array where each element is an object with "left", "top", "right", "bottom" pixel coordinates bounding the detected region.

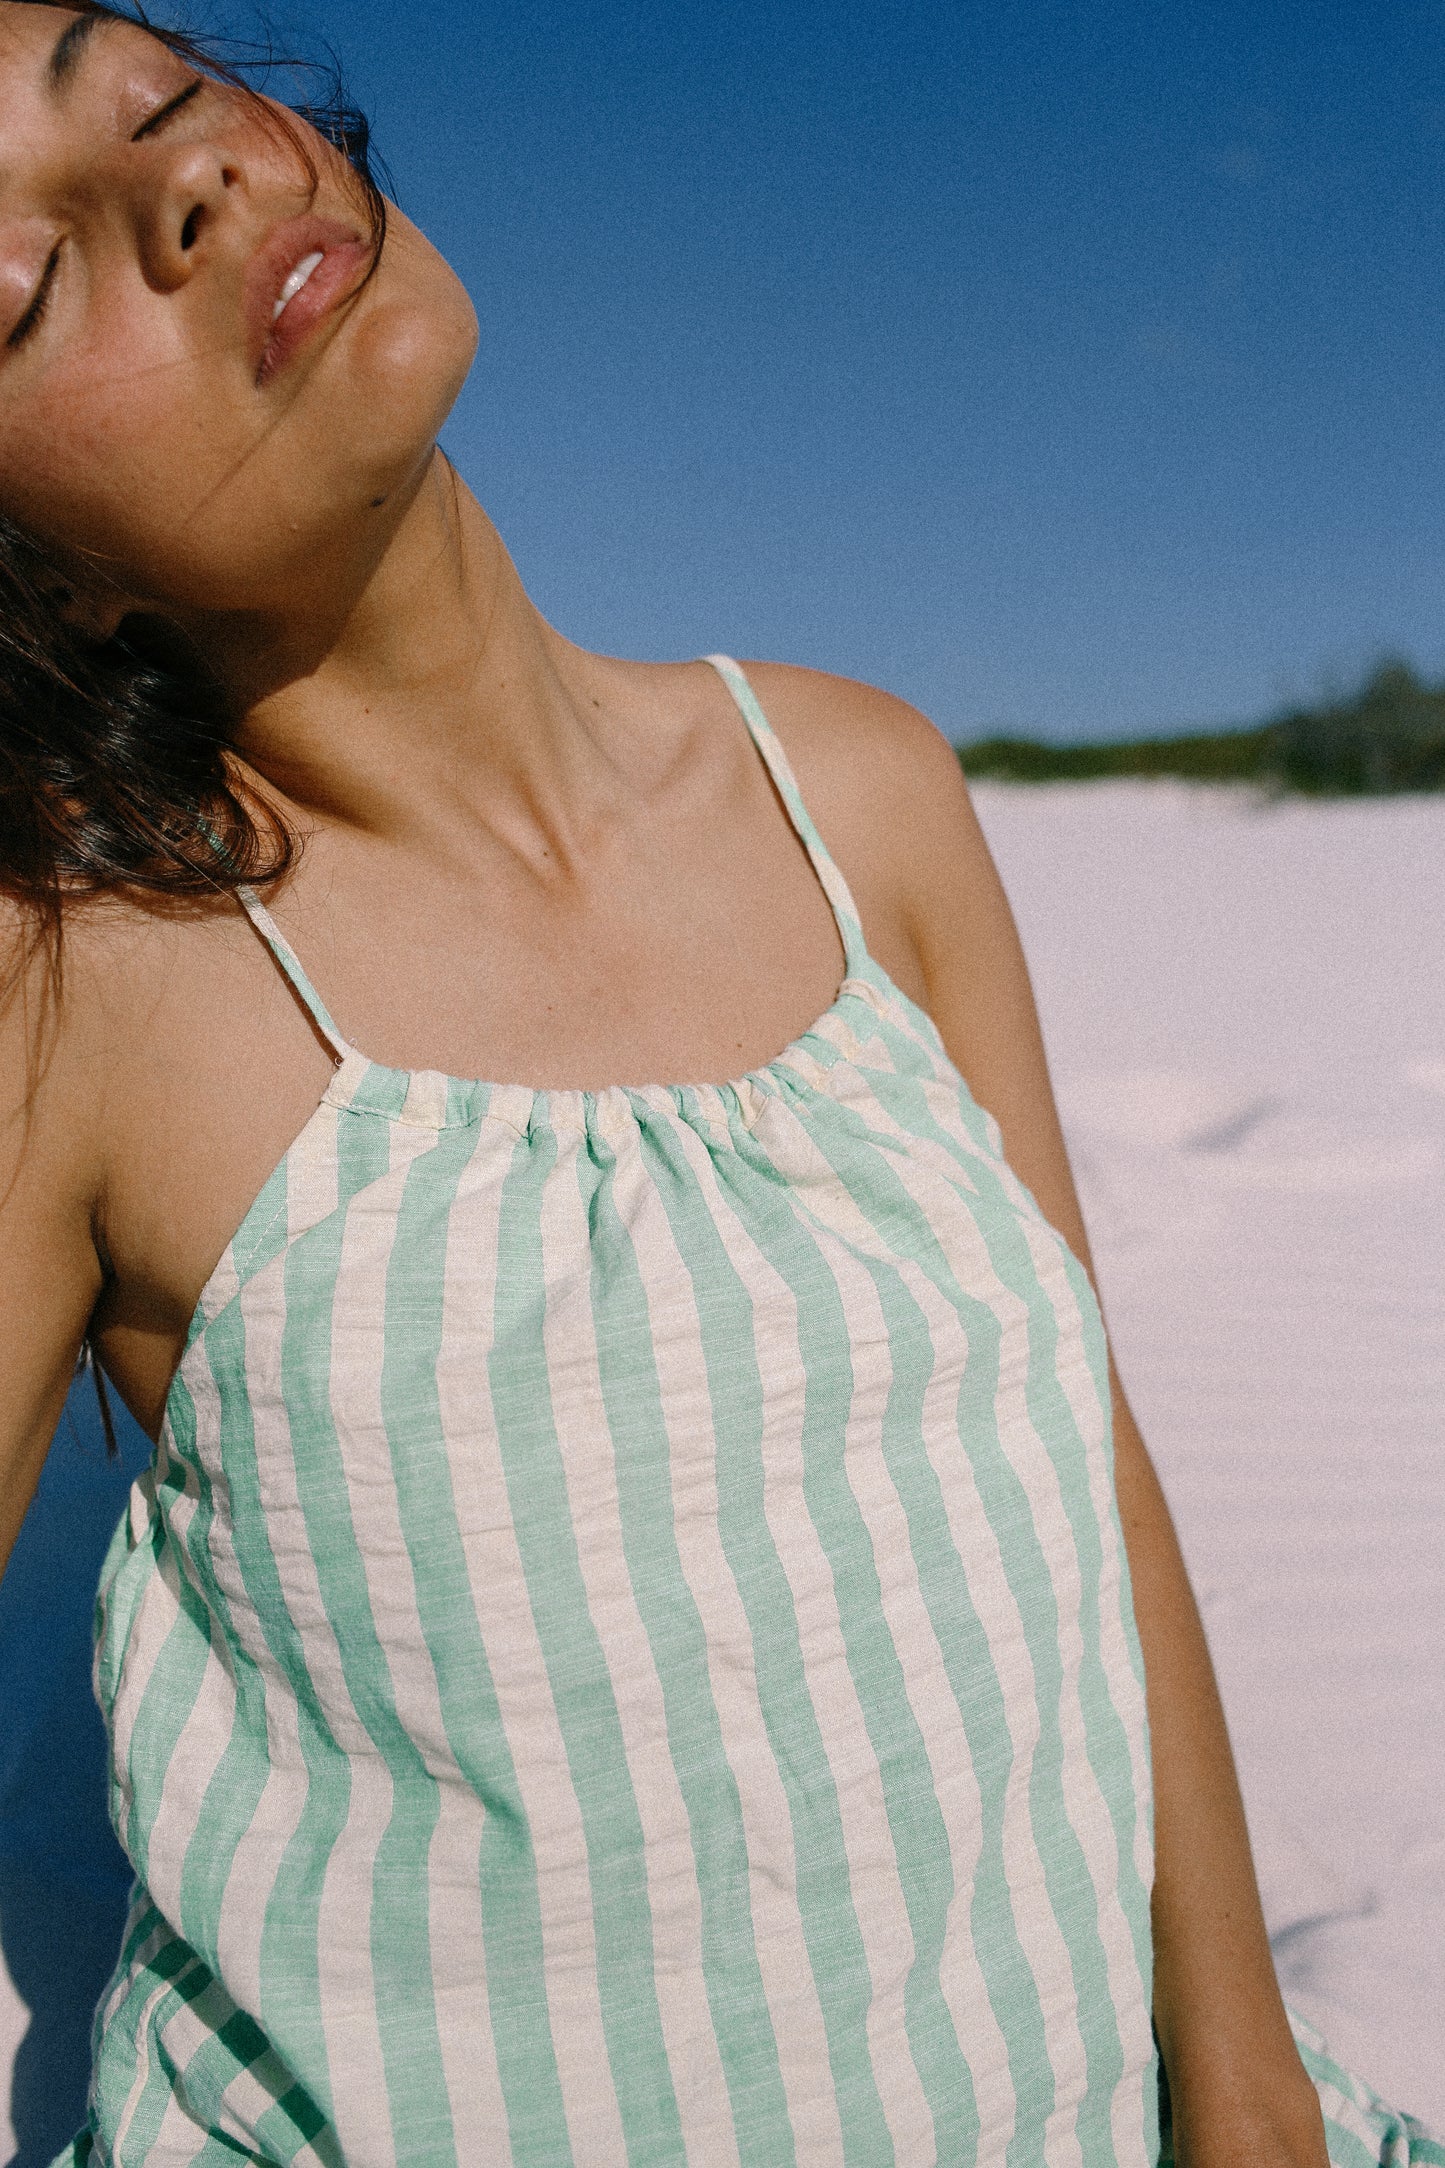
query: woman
[{"left": 0, "top": 5, "right": 1433, "bottom": 2162}]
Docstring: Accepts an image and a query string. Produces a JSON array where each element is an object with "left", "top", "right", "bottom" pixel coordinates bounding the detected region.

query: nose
[{"left": 134, "top": 140, "right": 240, "bottom": 291}]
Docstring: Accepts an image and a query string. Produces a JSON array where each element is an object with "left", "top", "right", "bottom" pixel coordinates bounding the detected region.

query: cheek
[
  {"left": 0, "top": 328, "right": 253, "bottom": 582},
  {"left": 1, "top": 352, "right": 325, "bottom": 608},
  {"left": 0, "top": 241, "right": 479, "bottom": 611}
]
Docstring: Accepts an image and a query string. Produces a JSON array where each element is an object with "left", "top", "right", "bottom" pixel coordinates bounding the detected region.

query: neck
[{"left": 192, "top": 450, "right": 613, "bottom": 852}]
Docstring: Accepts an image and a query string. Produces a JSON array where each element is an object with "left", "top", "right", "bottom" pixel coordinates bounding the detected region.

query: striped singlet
[{"left": 73, "top": 657, "right": 1161, "bottom": 2166}]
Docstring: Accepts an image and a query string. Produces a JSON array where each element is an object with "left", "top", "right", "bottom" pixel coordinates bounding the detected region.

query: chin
[{"left": 335, "top": 268, "right": 478, "bottom": 490}]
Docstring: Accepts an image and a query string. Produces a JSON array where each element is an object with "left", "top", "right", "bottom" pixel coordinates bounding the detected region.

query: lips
[{"left": 243, "top": 213, "right": 372, "bottom": 386}]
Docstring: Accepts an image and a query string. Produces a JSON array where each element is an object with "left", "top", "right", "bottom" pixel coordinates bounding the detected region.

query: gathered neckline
[
  {"left": 316, "top": 967, "right": 908, "bottom": 1139},
  {"left": 240, "top": 655, "right": 890, "bottom": 1127},
  {"left": 329, "top": 967, "right": 881, "bottom": 1099}
]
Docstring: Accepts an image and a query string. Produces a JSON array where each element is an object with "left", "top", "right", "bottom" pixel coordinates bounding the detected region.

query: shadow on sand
[{"left": 1, "top": 1375, "right": 150, "bottom": 2168}]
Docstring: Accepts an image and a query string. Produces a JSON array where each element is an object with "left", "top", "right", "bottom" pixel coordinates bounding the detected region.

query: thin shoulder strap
[
  {"left": 235, "top": 884, "right": 353, "bottom": 1065},
  {"left": 704, "top": 654, "right": 870, "bottom": 977}
]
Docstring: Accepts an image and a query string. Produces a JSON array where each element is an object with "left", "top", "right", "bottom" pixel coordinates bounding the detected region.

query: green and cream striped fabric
[{"left": 58, "top": 657, "right": 1245, "bottom": 2164}]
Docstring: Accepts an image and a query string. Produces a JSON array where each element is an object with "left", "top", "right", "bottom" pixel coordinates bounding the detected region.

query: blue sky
[{"left": 236, "top": 0, "right": 1444, "bottom": 742}]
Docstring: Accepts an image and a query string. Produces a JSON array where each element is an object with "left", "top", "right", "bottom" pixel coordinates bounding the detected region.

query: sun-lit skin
[
  {"left": 0, "top": 0, "right": 697, "bottom": 957},
  {"left": 0, "top": 3, "right": 753, "bottom": 896},
  {"left": 0, "top": 5, "right": 483, "bottom": 706},
  {"left": 0, "top": 18, "right": 1338, "bottom": 2164}
]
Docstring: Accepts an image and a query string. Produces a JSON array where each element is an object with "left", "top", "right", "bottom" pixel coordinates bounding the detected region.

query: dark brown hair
[
  {"left": 0, "top": 2, "right": 390, "bottom": 1449},
  {"left": 3, "top": 1, "right": 389, "bottom": 928}
]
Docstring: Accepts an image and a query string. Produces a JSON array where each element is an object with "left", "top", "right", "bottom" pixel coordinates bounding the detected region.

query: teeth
[{"left": 271, "top": 250, "right": 324, "bottom": 323}]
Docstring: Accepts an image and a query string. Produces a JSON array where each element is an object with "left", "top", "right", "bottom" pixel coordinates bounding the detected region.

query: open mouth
[
  {"left": 272, "top": 249, "right": 325, "bottom": 323},
  {"left": 247, "top": 216, "right": 373, "bottom": 386}
]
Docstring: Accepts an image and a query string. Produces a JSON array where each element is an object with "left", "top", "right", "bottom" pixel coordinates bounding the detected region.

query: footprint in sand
[
  {"left": 1056, "top": 1068, "right": 1278, "bottom": 1153},
  {"left": 1058, "top": 1070, "right": 1440, "bottom": 1191}
]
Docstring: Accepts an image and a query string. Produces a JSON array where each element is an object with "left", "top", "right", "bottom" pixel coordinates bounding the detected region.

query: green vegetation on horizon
[{"left": 958, "top": 661, "right": 1445, "bottom": 795}]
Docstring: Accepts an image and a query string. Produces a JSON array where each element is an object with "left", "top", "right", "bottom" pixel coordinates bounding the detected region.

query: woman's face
[{"left": 0, "top": 5, "right": 478, "bottom": 623}]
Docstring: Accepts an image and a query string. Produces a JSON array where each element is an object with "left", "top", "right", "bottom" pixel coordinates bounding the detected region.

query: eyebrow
[{"left": 45, "top": 12, "right": 112, "bottom": 100}]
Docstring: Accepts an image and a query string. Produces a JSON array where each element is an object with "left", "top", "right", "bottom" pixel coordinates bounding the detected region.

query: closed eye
[
  {"left": 7, "top": 78, "right": 209, "bottom": 354},
  {"left": 7, "top": 244, "right": 60, "bottom": 350},
  {"left": 131, "top": 76, "right": 204, "bottom": 141}
]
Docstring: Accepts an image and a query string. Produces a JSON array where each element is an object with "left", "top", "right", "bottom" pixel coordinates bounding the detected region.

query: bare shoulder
[
  {"left": 1, "top": 893, "right": 174, "bottom": 1196},
  {"left": 5, "top": 886, "right": 212, "bottom": 1061},
  {"left": 737, "top": 660, "right": 999, "bottom": 969},
  {"left": 738, "top": 662, "right": 1090, "bottom": 1257},
  {"left": 0, "top": 886, "right": 273, "bottom": 1224},
  {"left": 0, "top": 892, "right": 108, "bottom": 1162},
  {"left": 738, "top": 659, "right": 967, "bottom": 811}
]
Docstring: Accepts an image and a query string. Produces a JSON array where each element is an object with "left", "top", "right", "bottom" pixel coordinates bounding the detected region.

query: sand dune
[{"left": 2, "top": 778, "right": 1441, "bottom": 2155}]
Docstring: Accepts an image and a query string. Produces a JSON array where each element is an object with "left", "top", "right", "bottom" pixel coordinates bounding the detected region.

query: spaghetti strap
[
  {"left": 703, "top": 654, "right": 871, "bottom": 980},
  {"left": 237, "top": 656, "right": 868, "bottom": 1075},
  {"left": 235, "top": 884, "right": 352, "bottom": 1064}
]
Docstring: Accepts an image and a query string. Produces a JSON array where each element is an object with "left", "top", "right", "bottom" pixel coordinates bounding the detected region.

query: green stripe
[
  {"left": 581, "top": 1119, "right": 793, "bottom": 2161},
  {"left": 488, "top": 1113, "right": 685, "bottom": 2165},
  {"left": 377, "top": 1120, "right": 571, "bottom": 2163},
  {"left": 152, "top": 1968, "right": 339, "bottom": 2166},
  {"left": 851, "top": 1244, "right": 1007, "bottom": 2154},
  {"left": 102, "top": 1936, "right": 209, "bottom": 2166},
  {"left": 203, "top": 1103, "right": 390, "bottom": 2119},
  {"left": 167, "top": 1361, "right": 277, "bottom": 1966},
  {"left": 158, "top": 1155, "right": 297, "bottom": 1953},
  {"left": 857, "top": 1052, "right": 1156, "bottom": 1999},
  {"left": 267, "top": 1121, "right": 455, "bottom": 2151},
  {"left": 915, "top": 1111, "right": 1127, "bottom": 2139},
  {"left": 218, "top": 1254, "right": 348, "bottom": 2125},
  {"left": 110, "top": 1519, "right": 214, "bottom": 1888},
  {"left": 696, "top": 1104, "right": 985, "bottom": 2156},
  {"left": 635, "top": 1103, "right": 894, "bottom": 2167},
  {"left": 734, "top": 1074, "right": 1084, "bottom": 2152}
]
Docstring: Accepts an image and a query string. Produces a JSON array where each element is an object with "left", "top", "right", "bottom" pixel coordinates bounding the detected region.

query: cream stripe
[
  {"left": 195, "top": 1238, "right": 242, "bottom": 1330},
  {"left": 147, "top": 2083, "right": 238, "bottom": 2167},
  {"left": 538, "top": 1125, "right": 739, "bottom": 2159},
  {"left": 326, "top": 1121, "right": 508, "bottom": 2160},
  {"left": 132, "top": 1430, "right": 239, "bottom": 1919},
  {"left": 1014, "top": 1209, "right": 1156, "bottom": 2063},
  {"left": 109, "top": 1957, "right": 186, "bottom": 2165},
  {"left": 213, "top": 1717, "right": 308, "bottom": 2020},
  {"left": 425, "top": 1785, "right": 508, "bottom": 2160},
  {"left": 743, "top": 1086, "right": 1092, "bottom": 2154},
  {"left": 424, "top": 1146, "right": 517, "bottom": 2159},
  {"left": 283, "top": 1098, "right": 342, "bottom": 1245},
  {"left": 810, "top": 1243, "right": 940, "bottom": 2164},
  {"left": 330, "top": 1121, "right": 507, "bottom": 2158},
  {"left": 625, "top": 1125, "right": 845, "bottom": 2167},
  {"left": 139, "top": 1636, "right": 237, "bottom": 1934},
  {"left": 180, "top": 1327, "right": 312, "bottom": 2029},
  {"left": 861, "top": 1064, "right": 1155, "bottom": 2055},
  {"left": 811, "top": 1218, "right": 1019, "bottom": 2153},
  {"left": 808, "top": 1086, "right": 1102, "bottom": 2158},
  {"left": 222, "top": 1253, "right": 394, "bottom": 2151},
  {"left": 433, "top": 1141, "right": 628, "bottom": 2163},
  {"left": 104, "top": 1482, "right": 186, "bottom": 1852},
  {"left": 665, "top": 1116, "right": 934, "bottom": 2162},
  {"left": 910, "top": 1250, "right": 1023, "bottom": 2152}
]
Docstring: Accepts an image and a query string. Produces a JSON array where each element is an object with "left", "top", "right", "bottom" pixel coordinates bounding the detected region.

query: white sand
[
  {"left": 3, "top": 779, "right": 1442, "bottom": 2150},
  {"left": 972, "top": 779, "right": 1445, "bottom": 2130}
]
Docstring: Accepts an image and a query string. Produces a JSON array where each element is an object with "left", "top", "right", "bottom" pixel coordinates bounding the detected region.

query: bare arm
[
  {"left": 758, "top": 667, "right": 1327, "bottom": 2165},
  {"left": 0, "top": 911, "right": 108, "bottom": 1582}
]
